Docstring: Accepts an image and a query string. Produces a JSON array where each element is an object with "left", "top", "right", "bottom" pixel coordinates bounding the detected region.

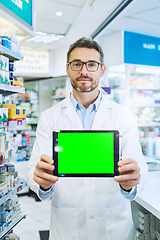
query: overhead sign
[
  {"left": 124, "top": 31, "right": 160, "bottom": 67},
  {"left": 14, "top": 49, "right": 50, "bottom": 76},
  {"left": 0, "top": 0, "right": 32, "bottom": 27}
]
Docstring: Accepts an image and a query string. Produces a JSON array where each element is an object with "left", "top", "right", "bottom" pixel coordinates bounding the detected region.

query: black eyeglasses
[{"left": 67, "top": 60, "right": 103, "bottom": 72}]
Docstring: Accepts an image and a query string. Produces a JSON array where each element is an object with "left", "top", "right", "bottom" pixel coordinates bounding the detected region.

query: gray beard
[{"left": 71, "top": 78, "right": 98, "bottom": 93}]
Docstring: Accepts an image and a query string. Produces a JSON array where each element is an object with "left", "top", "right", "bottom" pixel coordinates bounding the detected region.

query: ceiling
[
  {"left": 18, "top": 0, "right": 160, "bottom": 51},
  {"left": 19, "top": 0, "right": 126, "bottom": 49},
  {"left": 96, "top": 0, "right": 160, "bottom": 39},
  {"left": 0, "top": 0, "right": 159, "bottom": 51}
]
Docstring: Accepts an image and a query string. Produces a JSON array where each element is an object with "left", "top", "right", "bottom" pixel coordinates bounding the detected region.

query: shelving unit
[
  {"left": 108, "top": 64, "right": 160, "bottom": 159},
  {"left": 0, "top": 213, "right": 26, "bottom": 240},
  {"left": 0, "top": 83, "right": 25, "bottom": 95},
  {"left": 0, "top": 46, "right": 26, "bottom": 238},
  {"left": 0, "top": 45, "right": 23, "bottom": 61}
]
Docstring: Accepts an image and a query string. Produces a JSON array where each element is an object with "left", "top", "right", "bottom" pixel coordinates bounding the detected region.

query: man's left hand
[{"left": 114, "top": 158, "right": 141, "bottom": 191}]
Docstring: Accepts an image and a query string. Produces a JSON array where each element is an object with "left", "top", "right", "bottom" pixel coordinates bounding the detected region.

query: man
[{"left": 28, "top": 37, "right": 148, "bottom": 240}]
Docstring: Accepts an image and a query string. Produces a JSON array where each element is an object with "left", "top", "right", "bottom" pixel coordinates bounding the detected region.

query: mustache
[{"left": 76, "top": 75, "right": 93, "bottom": 81}]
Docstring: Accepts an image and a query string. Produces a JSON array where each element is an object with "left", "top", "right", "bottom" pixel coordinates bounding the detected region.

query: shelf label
[
  {"left": 124, "top": 31, "right": 160, "bottom": 67},
  {"left": 0, "top": 0, "right": 32, "bottom": 27}
]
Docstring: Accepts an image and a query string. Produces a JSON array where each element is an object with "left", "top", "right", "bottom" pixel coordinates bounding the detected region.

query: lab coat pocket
[
  {"left": 50, "top": 206, "right": 79, "bottom": 240},
  {"left": 105, "top": 205, "right": 134, "bottom": 240}
]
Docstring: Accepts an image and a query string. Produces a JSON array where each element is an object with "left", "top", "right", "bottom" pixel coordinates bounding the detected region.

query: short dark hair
[{"left": 67, "top": 37, "right": 104, "bottom": 63}]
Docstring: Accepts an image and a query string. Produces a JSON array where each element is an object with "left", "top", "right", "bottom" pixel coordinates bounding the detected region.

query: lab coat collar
[{"left": 61, "top": 91, "right": 112, "bottom": 130}]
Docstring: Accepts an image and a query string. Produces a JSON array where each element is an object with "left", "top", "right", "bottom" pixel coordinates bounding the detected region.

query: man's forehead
[{"left": 69, "top": 47, "right": 101, "bottom": 61}]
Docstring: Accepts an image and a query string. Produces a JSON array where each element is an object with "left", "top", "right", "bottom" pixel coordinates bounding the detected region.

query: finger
[
  {"left": 118, "top": 163, "right": 140, "bottom": 174},
  {"left": 34, "top": 168, "right": 57, "bottom": 182},
  {"left": 114, "top": 172, "right": 141, "bottom": 182},
  {"left": 118, "top": 158, "right": 136, "bottom": 167},
  {"left": 40, "top": 154, "right": 54, "bottom": 164},
  {"left": 36, "top": 161, "right": 54, "bottom": 172},
  {"left": 33, "top": 174, "right": 57, "bottom": 188}
]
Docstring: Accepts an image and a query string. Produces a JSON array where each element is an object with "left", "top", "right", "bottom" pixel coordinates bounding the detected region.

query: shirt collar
[{"left": 70, "top": 90, "right": 102, "bottom": 112}]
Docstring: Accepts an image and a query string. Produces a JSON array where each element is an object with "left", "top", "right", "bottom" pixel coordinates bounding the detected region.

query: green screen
[
  {"left": 58, "top": 132, "right": 114, "bottom": 174},
  {"left": 0, "top": 0, "right": 32, "bottom": 26}
]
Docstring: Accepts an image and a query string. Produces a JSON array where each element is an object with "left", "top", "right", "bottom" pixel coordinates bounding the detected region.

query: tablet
[{"left": 52, "top": 130, "right": 120, "bottom": 177}]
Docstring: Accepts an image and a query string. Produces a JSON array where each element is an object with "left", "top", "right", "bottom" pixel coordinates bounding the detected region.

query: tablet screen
[{"left": 53, "top": 130, "right": 119, "bottom": 177}]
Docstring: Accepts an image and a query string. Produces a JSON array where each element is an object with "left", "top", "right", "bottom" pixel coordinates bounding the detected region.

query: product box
[
  {"left": 0, "top": 70, "right": 9, "bottom": 85},
  {"left": 156, "top": 231, "right": 160, "bottom": 240},
  {"left": 0, "top": 55, "right": 9, "bottom": 71},
  {"left": 139, "top": 216, "right": 149, "bottom": 226},
  {"left": 13, "top": 76, "right": 23, "bottom": 87},
  {"left": 0, "top": 172, "right": 11, "bottom": 192},
  {"left": 136, "top": 230, "right": 145, "bottom": 240},
  {"left": 0, "top": 182, "right": 7, "bottom": 197},
  {"left": 0, "top": 94, "right": 2, "bottom": 108},
  {"left": 139, "top": 210, "right": 150, "bottom": 220},
  {"left": 0, "top": 108, "right": 8, "bottom": 122},
  {"left": 138, "top": 222, "right": 150, "bottom": 234}
]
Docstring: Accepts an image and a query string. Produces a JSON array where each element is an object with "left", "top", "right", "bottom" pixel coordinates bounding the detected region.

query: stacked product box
[
  {"left": 0, "top": 55, "right": 9, "bottom": 85},
  {"left": 0, "top": 55, "right": 22, "bottom": 87},
  {"left": 137, "top": 209, "right": 160, "bottom": 240},
  {"left": 0, "top": 168, "right": 18, "bottom": 198},
  {"left": 0, "top": 131, "right": 18, "bottom": 165},
  {"left": 0, "top": 95, "right": 8, "bottom": 123},
  {"left": 0, "top": 28, "right": 20, "bottom": 53},
  {"left": 0, "top": 195, "right": 21, "bottom": 233},
  {"left": 2, "top": 104, "right": 26, "bottom": 121}
]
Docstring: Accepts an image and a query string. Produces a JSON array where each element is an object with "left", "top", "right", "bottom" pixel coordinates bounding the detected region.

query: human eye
[
  {"left": 72, "top": 61, "right": 81, "bottom": 67},
  {"left": 87, "top": 61, "right": 97, "bottom": 68}
]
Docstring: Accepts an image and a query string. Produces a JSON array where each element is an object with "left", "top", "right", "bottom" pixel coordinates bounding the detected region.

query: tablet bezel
[{"left": 52, "top": 130, "right": 119, "bottom": 177}]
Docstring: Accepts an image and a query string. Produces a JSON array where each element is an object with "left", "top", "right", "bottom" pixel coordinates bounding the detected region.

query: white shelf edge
[
  {"left": 130, "top": 87, "right": 160, "bottom": 91},
  {"left": 138, "top": 123, "right": 160, "bottom": 127},
  {"left": 131, "top": 104, "right": 160, "bottom": 108},
  {"left": 0, "top": 183, "right": 24, "bottom": 206},
  {"left": 0, "top": 120, "right": 26, "bottom": 128},
  {"left": 0, "top": 212, "right": 26, "bottom": 240},
  {"left": 0, "top": 45, "right": 23, "bottom": 61},
  {"left": 0, "top": 83, "right": 25, "bottom": 95}
]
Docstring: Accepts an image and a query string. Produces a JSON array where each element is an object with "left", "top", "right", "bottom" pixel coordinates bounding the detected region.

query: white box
[
  {"left": 0, "top": 108, "right": 8, "bottom": 122},
  {"left": 139, "top": 223, "right": 149, "bottom": 234},
  {"left": 139, "top": 210, "right": 150, "bottom": 221},
  {"left": 0, "top": 70, "right": 9, "bottom": 85},
  {"left": 0, "top": 55, "right": 9, "bottom": 71}
]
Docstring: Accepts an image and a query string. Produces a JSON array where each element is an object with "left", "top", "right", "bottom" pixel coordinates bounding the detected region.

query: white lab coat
[{"left": 28, "top": 92, "right": 148, "bottom": 240}]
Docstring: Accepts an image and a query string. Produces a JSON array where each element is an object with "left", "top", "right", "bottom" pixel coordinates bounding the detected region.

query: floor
[{"left": 13, "top": 193, "right": 51, "bottom": 240}]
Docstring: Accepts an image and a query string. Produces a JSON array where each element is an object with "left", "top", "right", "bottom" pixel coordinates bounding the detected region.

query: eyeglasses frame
[{"left": 67, "top": 60, "right": 103, "bottom": 72}]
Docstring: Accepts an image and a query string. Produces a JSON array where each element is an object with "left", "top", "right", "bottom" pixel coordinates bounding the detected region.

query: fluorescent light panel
[{"left": 26, "top": 32, "right": 64, "bottom": 44}]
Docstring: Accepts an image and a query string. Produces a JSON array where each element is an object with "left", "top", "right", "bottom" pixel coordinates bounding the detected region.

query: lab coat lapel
[
  {"left": 62, "top": 97, "right": 83, "bottom": 129},
  {"left": 92, "top": 95, "right": 112, "bottom": 130}
]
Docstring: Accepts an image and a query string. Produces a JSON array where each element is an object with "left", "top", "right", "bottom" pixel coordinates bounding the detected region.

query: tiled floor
[{"left": 13, "top": 194, "right": 51, "bottom": 240}]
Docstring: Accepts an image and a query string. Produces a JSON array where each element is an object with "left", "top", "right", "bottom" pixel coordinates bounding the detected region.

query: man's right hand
[{"left": 33, "top": 154, "right": 58, "bottom": 190}]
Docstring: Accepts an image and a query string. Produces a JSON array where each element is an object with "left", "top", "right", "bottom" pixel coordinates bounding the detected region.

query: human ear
[
  {"left": 66, "top": 64, "right": 70, "bottom": 77},
  {"left": 100, "top": 64, "right": 106, "bottom": 78}
]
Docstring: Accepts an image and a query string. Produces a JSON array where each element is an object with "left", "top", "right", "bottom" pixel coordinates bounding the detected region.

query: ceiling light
[
  {"left": 56, "top": 11, "right": 63, "bottom": 17},
  {"left": 26, "top": 32, "right": 64, "bottom": 44}
]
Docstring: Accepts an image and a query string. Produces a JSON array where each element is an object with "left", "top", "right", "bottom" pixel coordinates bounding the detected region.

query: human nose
[{"left": 80, "top": 63, "right": 88, "bottom": 73}]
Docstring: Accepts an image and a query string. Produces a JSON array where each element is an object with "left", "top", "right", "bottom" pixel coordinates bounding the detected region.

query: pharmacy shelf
[
  {"left": 130, "top": 87, "right": 160, "bottom": 91},
  {"left": 0, "top": 45, "right": 23, "bottom": 61},
  {"left": 26, "top": 118, "right": 38, "bottom": 125},
  {"left": 0, "top": 213, "right": 26, "bottom": 240},
  {"left": 0, "top": 183, "right": 24, "bottom": 206},
  {"left": 138, "top": 122, "right": 160, "bottom": 127},
  {"left": 0, "top": 83, "right": 25, "bottom": 95},
  {"left": 0, "top": 119, "right": 26, "bottom": 128},
  {"left": 5, "top": 150, "right": 26, "bottom": 164},
  {"left": 131, "top": 104, "right": 160, "bottom": 108},
  {"left": 52, "top": 95, "right": 66, "bottom": 99}
]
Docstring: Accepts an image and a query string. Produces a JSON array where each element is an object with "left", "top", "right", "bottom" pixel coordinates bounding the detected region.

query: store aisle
[{"left": 14, "top": 195, "right": 51, "bottom": 240}]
